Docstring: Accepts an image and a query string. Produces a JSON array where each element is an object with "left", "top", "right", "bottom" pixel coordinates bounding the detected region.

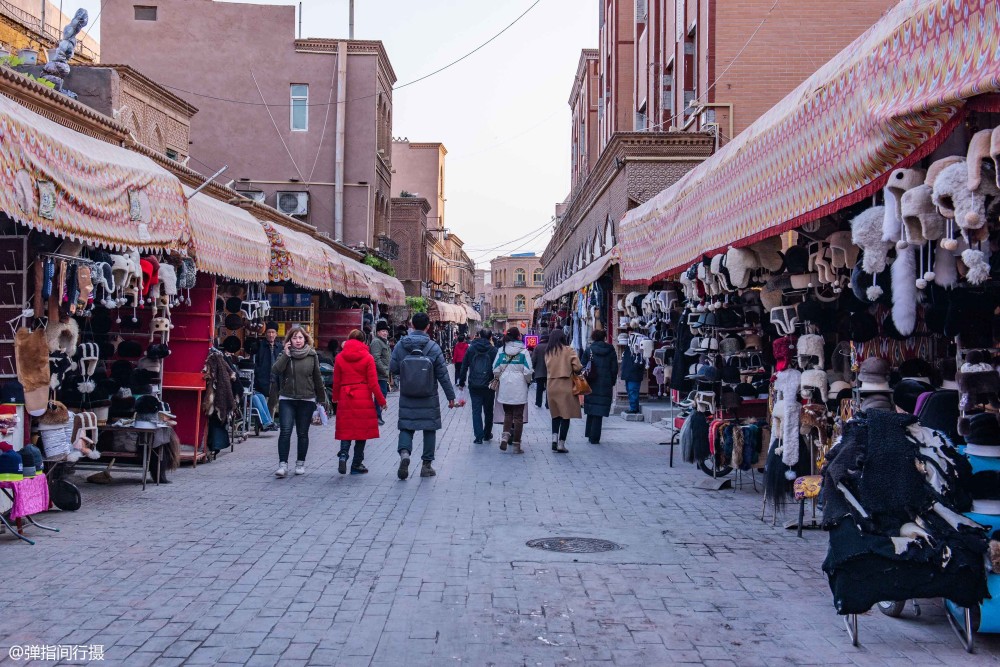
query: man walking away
[
  {"left": 252, "top": 322, "right": 281, "bottom": 432},
  {"left": 620, "top": 337, "right": 647, "bottom": 414},
  {"left": 531, "top": 331, "right": 549, "bottom": 408},
  {"left": 452, "top": 334, "right": 469, "bottom": 384},
  {"left": 390, "top": 312, "right": 456, "bottom": 479},
  {"left": 459, "top": 329, "right": 498, "bottom": 444},
  {"left": 369, "top": 320, "right": 392, "bottom": 426}
]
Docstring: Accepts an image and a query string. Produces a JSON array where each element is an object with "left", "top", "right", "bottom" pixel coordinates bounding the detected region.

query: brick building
[
  {"left": 389, "top": 195, "right": 432, "bottom": 298},
  {"left": 491, "top": 253, "right": 544, "bottom": 333},
  {"left": 474, "top": 268, "right": 492, "bottom": 321},
  {"left": 100, "top": 0, "right": 395, "bottom": 248}
]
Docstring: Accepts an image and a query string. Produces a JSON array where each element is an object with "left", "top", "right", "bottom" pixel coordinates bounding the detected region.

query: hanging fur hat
[
  {"left": 826, "top": 231, "right": 860, "bottom": 270},
  {"left": 39, "top": 400, "right": 70, "bottom": 426},
  {"left": 850, "top": 206, "right": 891, "bottom": 275},
  {"left": 158, "top": 263, "right": 178, "bottom": 297},
  {"left": 45, "top": 318, "right": 79, "bottom": 357},
  {"left": 968, "top": 128, "right": 996, "bottom": 190},
  {"left": 800, "top": 369, "right": 829, "bottom": 404},
  {"left": 961, "top": 248, "right": 991, "bottom": 285},
  {"left": 850, "top": 259, "right": 892, "bottom": 304},
  {"left": 990, "top": 126, "right": 1000, "bottom": 189},
  {"left": 933, "top": 157, "right": 999, "bottom": 238},
  {"left": 883, "top": 167, "right": 926, "bottom": 244},
  {"left": 901, "top": 184, "right": 945, "bottom": 242},
  {"left": 749, "top": 235, "right": 784, "bottom": 273},
  {"left": 796, "top": 334, "right": 825, "bottom": 369},
  {"left": 890, "top": 245, "right": 918, "bottom": 336},
  {"left": 722, "top": 246, "right": 757, "bottom": 289}
]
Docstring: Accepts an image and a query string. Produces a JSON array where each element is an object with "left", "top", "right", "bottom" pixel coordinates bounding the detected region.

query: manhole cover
[{"left": 526, "top": 537, "right": 622, "bottom": 553}]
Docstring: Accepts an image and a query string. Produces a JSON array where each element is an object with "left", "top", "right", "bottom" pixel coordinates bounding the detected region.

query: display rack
[{"left": 0, "top": 235, "right": 27, "bottom": 380}]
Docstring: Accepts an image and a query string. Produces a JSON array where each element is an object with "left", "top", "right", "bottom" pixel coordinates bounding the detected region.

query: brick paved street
[{"left": 2, "top": 394, "right": 1000, "bottom": 666}]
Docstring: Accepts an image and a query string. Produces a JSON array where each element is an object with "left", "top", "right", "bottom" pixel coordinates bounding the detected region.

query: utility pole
[
  {"left": 349, "top": 0, "right": 354, "bottom": 39},
  {"left": 298, "top": 2, "right": 302, "bottom": 38}
]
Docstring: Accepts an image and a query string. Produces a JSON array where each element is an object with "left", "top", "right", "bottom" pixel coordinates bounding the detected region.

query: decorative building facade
[{"left": 491, "top": 253, "right": 544, "bottom": 333}]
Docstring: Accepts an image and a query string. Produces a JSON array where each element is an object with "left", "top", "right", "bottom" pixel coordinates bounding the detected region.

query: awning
[
  {"left": 259, "top": 221, "right": 331, "bottom": 291},
  {"left": 464, "top": 304, "right": 481, "bottom": 322},
  {"left": 0, "top": 91, "right": 189, "bottom": 250},
  {"left": 341, "top": 259, "right": 370, "bottom": 298},
  {"left": 382, "top": 276, "right": 406, "bottom": 306},
  {"left": 427, "top": 299, "right": 467, "bottom": 324},
  {"left": 618, "top": 0, "right": 1000, "bottom": 284},
  {"left": 323, "top": 247, "right": 350, "bottom": 295},
  {"left": 183, "top": 187, "right": 270, "bottom": 282},
  {"left": 541, "top": 251, "right": 615, "bottom": 302}
]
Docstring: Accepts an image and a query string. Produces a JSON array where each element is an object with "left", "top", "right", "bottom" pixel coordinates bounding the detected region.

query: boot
[
  {"left": 555, "top": 440, "right": 568, "bottom": 453},
  {"left": 512, "top": 442, "right": 523, "bottom": 455},
  {"left": 420, "top": 461, "right": 436, "bottom": 477},
  {"left": 552, "top": 432, "right": 559, "bottom": 452},
  {"left": 499, "top": 431, "right": 510, "bottom": 451}
]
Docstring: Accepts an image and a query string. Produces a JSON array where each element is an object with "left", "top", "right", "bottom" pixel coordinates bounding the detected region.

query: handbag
[
  {"left": 571, "top": 372, "right": 592, "bottom": 396},
  {"left": 488, "top": 355, "right": 512, "bottom": 392}
]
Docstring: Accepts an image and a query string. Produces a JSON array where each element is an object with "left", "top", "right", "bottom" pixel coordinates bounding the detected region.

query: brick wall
[{"left": 389, "top": 197, "right": 431, "bottom": 297}]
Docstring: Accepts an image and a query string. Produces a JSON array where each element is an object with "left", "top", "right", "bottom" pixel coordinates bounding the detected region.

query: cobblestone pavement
[{"left": 2, "top": 392, "right": 999, "bottom": 666}]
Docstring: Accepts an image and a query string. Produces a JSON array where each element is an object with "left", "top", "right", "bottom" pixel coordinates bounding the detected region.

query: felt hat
[
  {"left": 117, "top": 339, "right": 143, "bottom": 359},
  {"left": 858, "top": 357, "right": 891, "bottom": 393},
  {"left": 963, "top": 412, "right": 1000, "bottom": 458},
  {"left": 222, "top": 335, "right": 242, "bottom": 354}
]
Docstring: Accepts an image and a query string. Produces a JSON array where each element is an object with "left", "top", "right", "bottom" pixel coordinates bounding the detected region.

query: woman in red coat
[{"left": 333, "top": 330, "right": 387, "bottom": 474}]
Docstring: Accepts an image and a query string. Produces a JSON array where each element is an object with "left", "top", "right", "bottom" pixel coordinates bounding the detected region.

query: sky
[{"left": 70, "top": 0, "right": 599, "bottom": 268}]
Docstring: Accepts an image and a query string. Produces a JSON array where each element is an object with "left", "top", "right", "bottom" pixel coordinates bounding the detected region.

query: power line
[
  {"left": 471, "top": 223, "right": 553, "bottom": 262},
  {"left": 156, "top": 0, "right": 543, "bottom": 109},
  {"left": 466, "top": 219, "right": 554, "bottom": 256}
]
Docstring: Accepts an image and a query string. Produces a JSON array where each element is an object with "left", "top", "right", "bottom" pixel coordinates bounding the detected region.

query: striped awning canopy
[
  {"left": 0, "top": 91, "right": 189, "bottom": 250},
  {"left": 618, "top": 0, "right": 1000, "bottom": 284},
  {"left": 259, "top": 221, "right": 332, "bottom": 291},
  {"left": 541, "top": 251, "right": 616, "bottom": 302},
  {"left": 427, "top": 299, "right": 467, "bottom": 324},
  {"left": 183, "top": 187, "right": 270, "bottom": 282},
  {"left": 464, "top": 304, "right": 481, "bottom": 322},
  {"left": 381, "top": 275, "right": 406, "bottom": 306}
]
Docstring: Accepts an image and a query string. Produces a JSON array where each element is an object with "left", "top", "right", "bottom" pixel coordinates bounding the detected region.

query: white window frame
[
  {"left": 515, "top": 295, "right": 527, "bottom": 313},
  {"left": 290, "top": 84, "right": 309, "bottom": 132}
]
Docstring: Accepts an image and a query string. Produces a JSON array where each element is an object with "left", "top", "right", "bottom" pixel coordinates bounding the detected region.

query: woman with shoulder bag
[
  {"left": 492, "top": 327, "right": 533, "bottom": 454},
  {"left": 545, "top": 329, "right": 583, "bottom": 453},
  {"left": 272, "top": 326, "right": 329, "bottom": 478},
  {"left": 581, "top": 329, "right": 618, "bottom": 444}
]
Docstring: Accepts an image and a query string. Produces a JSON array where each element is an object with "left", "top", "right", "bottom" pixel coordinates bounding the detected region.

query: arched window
[
  {"left": 533, "top": 268, "right": 544, "bottom": 285},
  {"left": 514, "top": 268, "right": 526, "bottom": 285},
  {"left": 515, "top": 295, "right": 526, "bottom": 312}
]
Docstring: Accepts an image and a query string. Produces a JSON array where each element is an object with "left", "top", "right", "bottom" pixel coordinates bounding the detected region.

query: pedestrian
[
  {"left": 389, "top": 312, "right": 457, "bottom": 480},
  {"left": 458, "top": 328, "right": 497, "bottom": 444},
  {"left": 545, "top": 328, "right": 582, "bottom": 453},
  {"left": 369, "top": 320, "right": 392, "bottom": 426},
  {"left": 452, "top": 334, "right": 469, "bottom": 384},
  {"left": 531, "top": 331, "right": 549, "bottom": 408},
  {"left": 493, "top": 327, "right": 533, "bottom": 454},
  {"left": 581, "top": 329, "right": 618, "bottom": 444},
  {"left": 620, "top": 337, "right": 647, "bottom": 414},
  {"left": 272, "top": 326, "right": 329, "bottom": 477},
  {"left": 252, "top": 322, "right": 281, "bottom": 432},
  {"left": 332, "top": 330, "right": 387, "bottom": 475}
]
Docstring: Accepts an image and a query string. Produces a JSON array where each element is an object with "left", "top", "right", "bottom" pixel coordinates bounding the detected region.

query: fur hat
[
  {"left": 838, "top": 309, "right": 878, "bottom": 343},
  {"left": 117, "top": 340, "right": 143, "bottom": 359},
  {"left": 750, "top": 236, "right": 784, "bottom": 273},
  {"left": 860, "top": 392, "right": 893, "bottom": 412},
  {"left": 963, "top": 413, "right": 1000, "bottom": 457},
  {"left": 968, "top": 128, "right": 996, "bottom": 191},
  {"left": 957, "top": 350, "right": 1000, "bottom": 422},
  {"left": 134, "top": 394, "right": 162, "bottom": 415},
  {"left": 146, "top": 343, "right": 171, "bottom": 360},
  {"left": 826, "top": 230, "right": 860, "bottom": 270},
  {"left": 893, "top": 378, "right": 933, "bottom": 415},
  {"left": 933, "top": 155, "right": 999, "bottom": 238},
  {"left": 782, "top": 245, "right": 809, "bottom": 274},
  {"left": 990, "top": 126, "right": 1000, "bottom": 189},
  {"left": 110, "top": 359, "right": 134, "bottom": 386},
  {"left": 39, "top": 400, "right": 70, "bottom": 426},
  {"left": 883, "top": 168, "right": 926, "bottom": 244},
  {"left": 796, "top": 334, "right": 825, "bottom": 369},
  {"left": 851, "top": 206, "right": 891, "bottom": 275},
  {"left": 800, "top": 368, "right": 828, "bottom": 403},
  {"left": 902, "top": 184, "right": 945, "bottom": 242},
  {"left": 850, "top": 259, "right": 892, "bottom": 304},
  {"left": 899, "top": 358, "right": 934, "bottom": 384},
  {"left": 772, "top": 336, "right": 793, "bottom": 371},
  {"left": 45, "top": 318, "right": 79, "bottom": 357},
  {"left": 858, "top": 356, "right": 890, "bottom": 392},
  {"left": 158, "top": 263, "right": 178, "bottom": 297}
]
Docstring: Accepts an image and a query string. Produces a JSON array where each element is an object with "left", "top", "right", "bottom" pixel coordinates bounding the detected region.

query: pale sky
[{"left": 71, "top": 0, "right": 598, "bottom": 268}]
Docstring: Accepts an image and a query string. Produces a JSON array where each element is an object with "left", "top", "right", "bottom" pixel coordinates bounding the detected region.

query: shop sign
[{"left": 37, "top": 181, "right": 56, "bottom": 219}]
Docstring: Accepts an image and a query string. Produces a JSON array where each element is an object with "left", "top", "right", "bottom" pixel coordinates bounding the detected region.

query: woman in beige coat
[{"left": 544, "top": 329, "right": 582, "bottom": 453}]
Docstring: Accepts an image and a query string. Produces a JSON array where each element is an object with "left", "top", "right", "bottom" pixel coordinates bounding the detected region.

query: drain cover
[{"left": 526, "top": 537, "right": 622, "bottom": 553}]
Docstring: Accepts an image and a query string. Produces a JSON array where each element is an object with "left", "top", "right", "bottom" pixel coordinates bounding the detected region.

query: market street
[{"left": 1, "top": 394, "right": 998, "bottom": 666}]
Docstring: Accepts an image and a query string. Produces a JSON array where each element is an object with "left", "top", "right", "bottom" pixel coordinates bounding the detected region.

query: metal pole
[
  {"left": 298, "top": 2, "right": 302, "bottom": 39},
  {"left": 349, "top": 0, "right": 354, "bottom": 39},
  {"left": 40, "top": 0, "right": 46, "bottom": 35}
]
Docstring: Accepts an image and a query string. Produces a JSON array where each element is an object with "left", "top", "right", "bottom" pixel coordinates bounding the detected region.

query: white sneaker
[
  {"left": 275, "top": 462, "right": 288, "bottom": 478},
  {"left": 294, "top": 462, "right": 306, "bottom": 475}
]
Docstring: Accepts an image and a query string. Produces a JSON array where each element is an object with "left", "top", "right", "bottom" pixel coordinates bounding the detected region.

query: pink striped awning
[
  {"left": 259, "top": 221, "right": 332, "bottom": 291},
  {"left": 184, "top": 187, "right": 270, "bottom": 282},
  {"left": 618, "top": 0, "right": 1000, "bottom": 284}
]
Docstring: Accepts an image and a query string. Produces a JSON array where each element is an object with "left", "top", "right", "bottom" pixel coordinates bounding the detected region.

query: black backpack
[
  {"left": 467, "top": 346, "right": 493, "bottom": 390},
  {"left": 399, "top": 341, "right": 437, "bottom": 398}
]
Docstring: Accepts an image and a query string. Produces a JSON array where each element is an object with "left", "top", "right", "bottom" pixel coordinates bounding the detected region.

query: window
[
  {"left": 165, "top": 148, "right": 179, "bottom": 161},
  {"left": 514, "top": 268, "right": 526, "bottom": 286},
  {"left": 134, "top": 5, "right": 157, "bottom": 20},
  {"left": 515, "top": 295, "right": 526, "bottom": 313},
  {"left": 533, "top": 268, "right": 544, "bottom": 285},
  {"left": 290, "top": 84, "right": 308, "bottom": 131}
]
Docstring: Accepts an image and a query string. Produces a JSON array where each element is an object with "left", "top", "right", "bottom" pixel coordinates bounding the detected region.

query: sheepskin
[
  {"left": 44, "top": 318, "right": 79, "bottom": 356},
  {"left": 751, "top": 235, "right": 784, "bottom": 273},
  {"left": 891, "top": 245, "right": 918, "bottom": 336},
  {"left": 902, "top": 184, "right": 944, "bottom": 242},
  {"left": 796, "top": 334, "right": 825, "bottom": 369},
  {"left": 933, "top": 158, "right": 999, "bottom": 235},
  {"left": 158, "top": 263, "right": 178, "bottom": 296},
  {"left": 725, "top": 246, "right": 758, "bottom": 288},
  {"left": 14, "top": 327, "right": 51, "bottom": 392},
  {"left": 883, "top": 168, "right": 926, "bottom": 243},
  {"left": 967, "top": 128, "right": 994, "bottom": 190},
  {"left": 933, "top": 244, "right": 958, "bottom": 287},
  {"left": 962, "top": 248, "right": 991, "bottom": 285},
  {"left": 851, "top": 206, "right": 892, "bottom": 274},
  {"left": 800, "top": 369, "right": 829, "bottom": 404},
  {"left": 772, "top": 369, "right": 802, "bottom": 474},
  {"left": 925, "top": 155, "right": 965, "bottom": 188}
]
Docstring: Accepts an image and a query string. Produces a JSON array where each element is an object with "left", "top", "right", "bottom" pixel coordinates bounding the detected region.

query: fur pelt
[
  {"left": 800, "top": 369, "right": 829, "bottom": 404},
  {"left": 44, "top": 318, "right": 79, "bottom": 356},
  {"left": 883, "top": 168, "right": 926, "bottom": 243},
  {"left": 15, "top": 327, "right": 51, "bottom": 392},
  {"left": 933, "top": 244, "right": 958, "bottom": 287},
  {"left": 891, "top": 245, "right": 918, "bottom": 336},
  {"left": 962, "top": 248, "right": 991, "bottom": 285},
  {"left": 202, "top": 352, "right": 235, "bottom": 422},
  {"left": 851, "top": 206, "right": 891, "bottom": 274},
  {"left": 39, "top": 400, "right": 69, "bottom": 425},
  {"left": 772, "top": 368, "right": 802, "bottom": 474}
]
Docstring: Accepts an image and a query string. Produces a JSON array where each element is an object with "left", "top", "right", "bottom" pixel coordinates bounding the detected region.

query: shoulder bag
[
  {"left": 571, "top": 372, "right": 592, "bottom": 396},
  {"left": 489, "top": 354, "right": 513, "bottom": 392}
]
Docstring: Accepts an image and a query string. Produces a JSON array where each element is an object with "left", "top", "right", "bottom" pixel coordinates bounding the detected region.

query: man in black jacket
[
  {"left": 459, "top": 329, "right": 498, "bottom": 444},
  {"left": 252, "top": 323, "right": 282, "bottom": 431}
]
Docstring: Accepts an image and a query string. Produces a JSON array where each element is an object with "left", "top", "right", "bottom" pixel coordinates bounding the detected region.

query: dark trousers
[
  {"left": 585, "top": 414, "right": 604, "bottom": 443},
  {"left": 534, "top": 378, "right": 547, "bottom": 407},
  {"left": 502, "top": 404, "right": 525, "bottom": 443},
  {"left": 398, "top": 429, "right": 437, "bottom": 462},
  {"left": 374, "top": 379, "right": 388, "bottom": 418},
  {"left": 277, "top": 399, "right": 314, "bottom": 463},
  {"left": 469, "top": 387, "right": 494, "bottom": 440},
  {"left": 338, "top": 440, "right": 366, "bottom": 467},
  {"left": 551, "top": 417, "right": 570, "bottom": 440}
]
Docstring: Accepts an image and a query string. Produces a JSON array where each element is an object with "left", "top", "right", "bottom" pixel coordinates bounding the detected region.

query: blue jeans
[
  {"left": 277, "top": 399, "right": 314, "bottom": 463},
  {"left": 626, "top": 381, "right": 642, "bottom": 412},
  {"left": 469, "top": 387, "right": 494, "bottom": 440},
  {"left": 398, "top": 429, "right": 437, "bottom": 462},
  {"left": 252, "top": 392, "right": 273, "bottom": 426},
  {"left": 375, "top": 379, "right": 388, "bottom": 418}
]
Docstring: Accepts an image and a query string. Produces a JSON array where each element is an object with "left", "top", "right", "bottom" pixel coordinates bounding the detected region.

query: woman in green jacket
[{"left": 272, "top": 327, "right": 328, "bottom": 477}]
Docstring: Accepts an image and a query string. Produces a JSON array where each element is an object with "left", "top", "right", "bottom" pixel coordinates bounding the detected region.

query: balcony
[
  {"left": 377, "top": 235, "right": 399, "bottom": 261},
  {"left": 513, "top": 280, "right": 527, "bottom": 287}
]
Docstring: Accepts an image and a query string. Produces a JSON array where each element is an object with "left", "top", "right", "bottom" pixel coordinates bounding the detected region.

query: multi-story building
[
  {"left": 491, "top": 253, "right": 544, "bottom": 333},
  {"left": 100, "top": 0, "right": 395, "bottom": 249},
  {"left": 474, "top": 269, "right": 492, "bottom": 321},
  {"left": 0, "top": 1, "right": 99, "bottom": 63},
  {"left": 570, "top": 50, "right": 600, "bottom": 194},
  {"left": 389, "top": 195, "right": 432, "bottom": 298},
  {"left": 637, "top": 0, "right": 897, "bottom": 141}
]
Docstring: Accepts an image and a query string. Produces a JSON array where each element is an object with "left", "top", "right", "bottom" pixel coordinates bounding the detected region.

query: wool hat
[
  {"left": 893, "top": 378, "right": 934, "bottom": 415},
  {"left": 117, "top": 339, "right": 143, "bottom": 359},
  {"left": 898, "top": 358, "right": 934, "bottom": 384},
  {"left": 860, "top": 392, "right": 893, "bottom": 413},
  {"left": 0, "top": 444, "right": 23, "bottom": 481},
  {"left": 222, "top": 335, "right": 242, "bottom": 353},
  {"left": 963, "top": 412, "right": 1000, "bottom": 457},
  {"left": 772, "top": 336, "right": 793, "bottom": 371},
  {"left": 858, "top": 357, "right": 891, "bottom": 393},
  {"left": 0, "top": 380, "right": 25, "bottom": 404}
]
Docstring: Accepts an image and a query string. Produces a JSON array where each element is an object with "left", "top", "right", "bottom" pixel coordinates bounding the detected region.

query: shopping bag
[
  {"left": 456, "top": 387, "right": 467, "bottom": 407},
  {"left": 312, "top": 405, "right": 329, "bottom": 426}
]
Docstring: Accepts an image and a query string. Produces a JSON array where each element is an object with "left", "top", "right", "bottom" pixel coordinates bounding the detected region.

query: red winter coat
[{"left": 332, "top": 339, "right": 386, "bottom": 441}]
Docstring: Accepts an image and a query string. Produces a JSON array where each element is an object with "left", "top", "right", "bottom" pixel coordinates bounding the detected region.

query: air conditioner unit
[
  {"left": 276, "top": 191, "right": 309, "bottom": 216},
  {"left": 238, "top": 189, "right": 266, "bottom": 203}
]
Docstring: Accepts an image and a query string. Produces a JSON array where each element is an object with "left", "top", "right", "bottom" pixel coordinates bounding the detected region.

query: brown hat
[{"left": 858, "top": 357, "right": 890, "bottom": 393}]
